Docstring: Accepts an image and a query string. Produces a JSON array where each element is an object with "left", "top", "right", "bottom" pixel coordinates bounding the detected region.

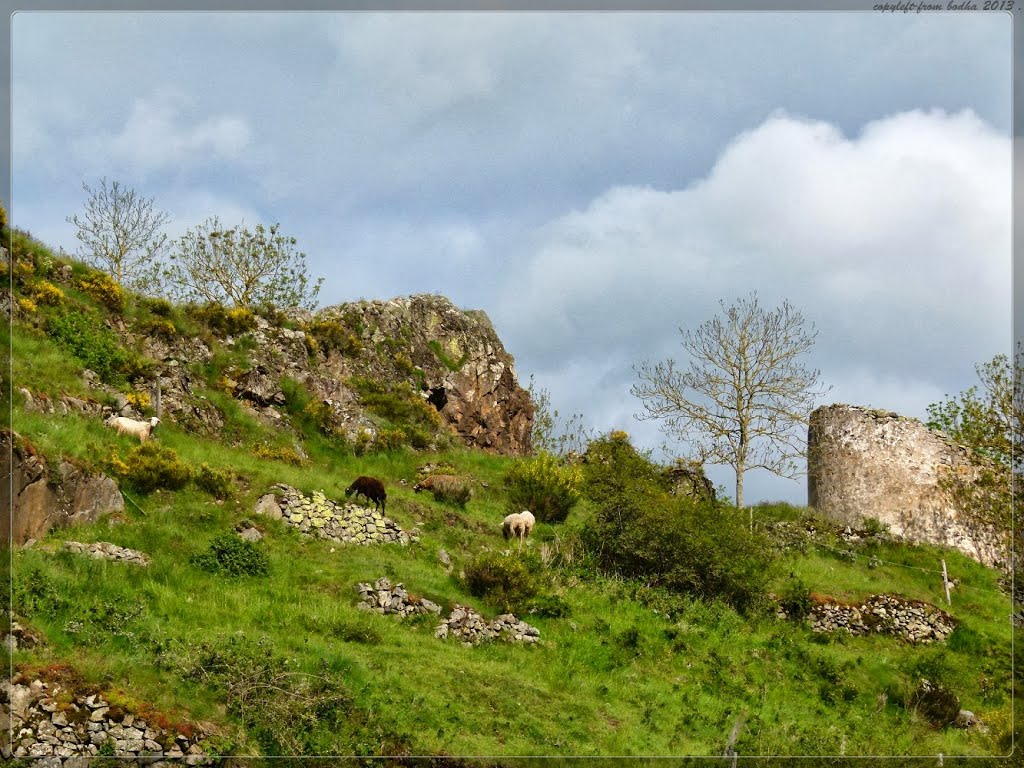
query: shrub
[
  {"left": 252, "top": 442, "right": 307, "bottom": 466},
  {"left": 119, "top": 443, "right": 190, "bottom": 494},
  {"left": 911, "top": 678, "right": 961, "bottom": 727},
  {"left": 16, "top": 297, "right": 37, "bottom": 314},
  {"left": 194, "top": 463, "right": 235, "bottom": 499},
  {"left": 191, "top": 533, "right": 270, "bottom": 577},
  {"left": 136, "top": 316, "right": 178, "bottom": 341},
  {"left": 580, "top": 433, "right": 774, "bottom": 614},
  {"left": 503, "top": 451, "right": 582, "bottom": 524},
  {"left": 192, "top": 302, "right": 257, "bottom": 336},
  {"left": 462, "top": 550, "right": 541, "bottom": 614},
  {"left": 44, "top": 309, "right": 149, "bottom": 385},
  {"left": 779, "top": 578, "right": 813, "bottom": 620},
  {"left": 76, "top": 271, "right": 125, "bottom": 312},
  {"left": 139, "top": 296, "right": 174, "bottom": 317},
  {"left": 31, "top": 280, "right": 65, "bottom": 306},
  {"left": 307, "top": 317, "right": 363, "bottom": 357},
  {"left": 125, "top": 390, "right": 150, "bottom": 411}
]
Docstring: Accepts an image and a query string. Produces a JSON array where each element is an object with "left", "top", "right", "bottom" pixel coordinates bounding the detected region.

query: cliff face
[
  {"left": 315, "top": 295, "right": 534, "bottom": 456},
  {"left": 1, "top": 430, "right": 125, "bottom": 547},
  {"left": 806, "top": 404, "right": 1009, "bottom": 568},
  {"left": 129, "top": 293, "right": 533, "bottom": 456}
]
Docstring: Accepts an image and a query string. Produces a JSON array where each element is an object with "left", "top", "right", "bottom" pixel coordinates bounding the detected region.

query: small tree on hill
[
  {"left": 631, "top": 292, "right": 829, "bottom": 518},
  {"left": 926, "top": 350, "right": 1020, "bottom": 467},
  {"left": 165, "top": 217, "right": 323, "bottom": 310},
  {"left": 66, "top": 178, "right": 170, "bottom": 294}
]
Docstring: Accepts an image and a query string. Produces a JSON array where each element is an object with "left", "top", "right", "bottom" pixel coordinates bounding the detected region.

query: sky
[{"left": 10, "top": 11, "right": 1013, "bottom": 505}]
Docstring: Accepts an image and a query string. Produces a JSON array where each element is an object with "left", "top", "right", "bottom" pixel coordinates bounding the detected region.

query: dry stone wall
[
  {"left": 809, "top": 594, "right": 956, "bottom": 644},
  {"left": 807, "top": 404, "right": 1008, "bottom": 568},
  {"left": 255, "top": 484, "right": 416, "bottom": 546},
  {"left": 3, "top": 678, "right": 211, "bottom": 764}
]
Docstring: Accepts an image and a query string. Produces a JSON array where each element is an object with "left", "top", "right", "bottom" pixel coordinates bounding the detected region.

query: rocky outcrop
[
  {"left": 63, "top": 541, "right": 150, "bottom": 566},
  {"left": 807, "top": 404, "right": 1009, "bottom": 568},
  {"left": 808, "top": 593, "right": 956, "bottom": 644},
  {"left": 255, "top": 485, "right": 416, "bottom": 546},
  {"left": 315, "top": 295, "right": 534, "bottom": 455},
  {"left": 434, "top": 605, "right": 540, "bottom": 646},
  {"left": 2, "top": 430, "right": 124, "bottom": 547},
  {"left": 2, "top": 676, "right": 210, "bottom": 763},
  {"left": 355, "top": 577, "right": 442, "bottom": 617}
]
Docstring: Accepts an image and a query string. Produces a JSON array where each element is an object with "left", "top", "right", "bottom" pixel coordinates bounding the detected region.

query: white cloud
[
  {"left": 73, "top": 92, "right": 252, "bottom": 177},
  {"left": 499, "top": 109, "right": 1009, "bottom": 502}
]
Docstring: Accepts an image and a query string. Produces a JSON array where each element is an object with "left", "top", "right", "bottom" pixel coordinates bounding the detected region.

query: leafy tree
[
  {"left": 66, "top": 178, "right": 170, "bottom": 293},
  {"left": 631, "top": 292, "right": 829, "bottom": 516},
  {"left": 166, "top": 217, "right": 323, "bottom": 310},
  {"left": 926, "top": 351, "right": 1019, "bottom": 467}
]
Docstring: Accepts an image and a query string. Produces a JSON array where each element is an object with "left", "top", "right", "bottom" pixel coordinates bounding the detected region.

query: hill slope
[{"left": 1, "top": 231, "right": 1018, "bottom": 763}]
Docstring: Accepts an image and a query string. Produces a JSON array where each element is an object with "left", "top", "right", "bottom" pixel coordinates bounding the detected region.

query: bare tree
[
  {"left": 632, "top": 292, "right": 829, "bottom": 517},
  {"left": 67, "top": 178, "right": 170, "bottom": 293},
  {"left": 165, "top": 217, "right": 323, "bottom": 310}
]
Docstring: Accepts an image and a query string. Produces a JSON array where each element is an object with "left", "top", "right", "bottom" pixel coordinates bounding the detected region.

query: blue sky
[{"left": 10, "top": 12, "right": 1013, "bottom": 504}]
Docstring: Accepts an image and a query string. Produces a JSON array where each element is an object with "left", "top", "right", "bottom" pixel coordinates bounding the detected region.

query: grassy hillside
[{"left": 3, "top": 230, "right": 1018, "bottom": 763}]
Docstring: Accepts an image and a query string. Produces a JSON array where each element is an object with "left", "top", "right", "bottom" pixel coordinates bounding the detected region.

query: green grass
[{"left": 5, "top": 250, "right": 1016, "bottom": 760}]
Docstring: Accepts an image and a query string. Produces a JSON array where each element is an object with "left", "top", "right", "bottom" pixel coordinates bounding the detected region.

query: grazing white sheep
[
  {"left": 105, "top": 415, "right": 160, "bottom": 443},
  {"left": 502, "top": 510, "right": 536, "bottom": 550}
]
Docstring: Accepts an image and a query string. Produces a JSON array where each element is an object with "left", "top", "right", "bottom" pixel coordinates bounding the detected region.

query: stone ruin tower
[{"left": 806, "top": 404, "right": 1008, "bottom": 568}]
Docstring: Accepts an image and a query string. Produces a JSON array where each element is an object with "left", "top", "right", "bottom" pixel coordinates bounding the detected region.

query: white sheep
[
  {"left": 502, "top": 510, "right": 536, "bottom": 550},
  {"left": 106, "top": 415, "right": 160, "bottom": 443}
]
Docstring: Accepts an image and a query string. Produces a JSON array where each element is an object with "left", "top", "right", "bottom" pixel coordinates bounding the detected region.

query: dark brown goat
[{"left": 345, "top": 475, "right": 387, "bottom": 513}]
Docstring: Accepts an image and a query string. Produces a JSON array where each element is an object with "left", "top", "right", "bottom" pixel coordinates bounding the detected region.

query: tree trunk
[{"left": 735, "top": 467, "right": 744, "bottom": 511}]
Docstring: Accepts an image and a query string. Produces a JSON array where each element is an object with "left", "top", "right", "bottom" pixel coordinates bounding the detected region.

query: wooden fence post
[{"left": 941, "top": 560, "right": 951, "bottom": 605}]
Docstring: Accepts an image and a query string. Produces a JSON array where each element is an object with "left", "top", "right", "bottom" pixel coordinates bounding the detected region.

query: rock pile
[
  {"left": 63, "top": 541, "right": 150, "bottom": 566},
  {"left": 434, "top": 605, "right": 540, "bottom": 646},
  {"left": 810, "top": 594, "right": 956, "bottom": 644},
  {"left": 2, "top": 621, "right": 41, "bottom": 652},
  {"left": 255, "top": 484, "right": 415, "bottom": 546},
  {"left": 3, "top": 678, "right": 210, "bottom": 764},
  {"left": 355, "top": 577, "right": 442, "bottom": 617}
]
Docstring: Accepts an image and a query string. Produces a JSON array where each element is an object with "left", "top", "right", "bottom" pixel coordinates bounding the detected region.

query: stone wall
[{"left": 806, "top": 404, "right": 1008, "bottom": 568}]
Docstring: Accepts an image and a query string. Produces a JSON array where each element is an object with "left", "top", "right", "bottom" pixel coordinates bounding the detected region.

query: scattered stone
[
  {"left": 435, "top": 604, "right": 540, "bottom": 646},
  {"left": 63, "top": 541, "right": 150, "bottom": 567},
  {"left": 355, "top": 578, "right": 442, "bottom": 617}
]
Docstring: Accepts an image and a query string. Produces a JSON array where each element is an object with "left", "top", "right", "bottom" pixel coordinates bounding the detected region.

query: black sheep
[{"left": 345, "top": 475, "right": 387, "bottom": 513}]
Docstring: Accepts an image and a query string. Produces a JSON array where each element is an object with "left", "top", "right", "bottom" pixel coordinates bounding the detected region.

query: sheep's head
[{"left": 150, "top": 417, "right": 161, "bottom": 427}]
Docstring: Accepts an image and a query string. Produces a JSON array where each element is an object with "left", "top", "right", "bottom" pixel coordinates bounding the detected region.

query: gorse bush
[
  {"left": 307, "top": 316, "right": 363, "bottom": 357},
  {"left": 503, "top": 451, "right": 582, "bottom": 524},
  {"left": 75, "top": 271, "right": 125, "bottom": 313},
  {"left": 193, "top": 463, "right": 235, "bottom": 499},
  {"left": 192, "top": 302, "right": 257, "bottom": 336},
  {"left": 119, "top": 443, "right": 190, "bottom": 494},
  {"left": 32, "top": 280, "right": 66, "bottom": 306},
  {"left": 191, "top": 534, "right": 270, "bottom": 577}
]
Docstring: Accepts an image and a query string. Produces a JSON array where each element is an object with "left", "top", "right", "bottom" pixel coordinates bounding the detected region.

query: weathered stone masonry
[{"left": 807, "top": 404, "right": 1008, "bottom": 568}]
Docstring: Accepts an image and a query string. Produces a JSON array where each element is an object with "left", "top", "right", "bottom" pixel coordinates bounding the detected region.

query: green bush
[
  {"left": 191, "top": 533, "right": 270, "bottom": 577},
  {"left": 139, "top": 296, "right": 174, "bottom": 317},
  {"left": 307, "top": 317, "right": 363, "bottom": 357},
  {"left": 135, "top": 316, "right": 178, "bottom": 342},
  {"left": 779, "top": 578, "right": 813, "bottom": 620},
  {"left": 44, "top": 309, "right": 149, "bottom": 385},
  {"left": 580, "top": 433, "right": 774, "bottom": 614},
  {"left": 429, "top": 481, "right": 471, "bottom": 508},
  {"left": 462, "top": 550, "right": 541, "bottom": 614},
  {"left": 193, "top": 463, "right": 235, "bottom": 499},
  {"left": 119, "top": 443, "right": 191, "bottom": 494},
  {"left": 192, "top": 302, "right": 257, "bottom": 336},
  {"left": 503, "top": 451, "right": 582, "bottom": 524}
]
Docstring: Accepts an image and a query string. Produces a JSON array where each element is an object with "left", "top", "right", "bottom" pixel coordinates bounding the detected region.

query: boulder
[{"left": 1, "top": 430, "right": 125, "bottom": 547}]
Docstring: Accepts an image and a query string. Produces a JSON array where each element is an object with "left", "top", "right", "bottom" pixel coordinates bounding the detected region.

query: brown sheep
[
  {"left": 413, "top": 474, "right": 470, "bottom": 494},
  {"left": 345, "top": 476, "right": 386, "bottom": 513}
]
